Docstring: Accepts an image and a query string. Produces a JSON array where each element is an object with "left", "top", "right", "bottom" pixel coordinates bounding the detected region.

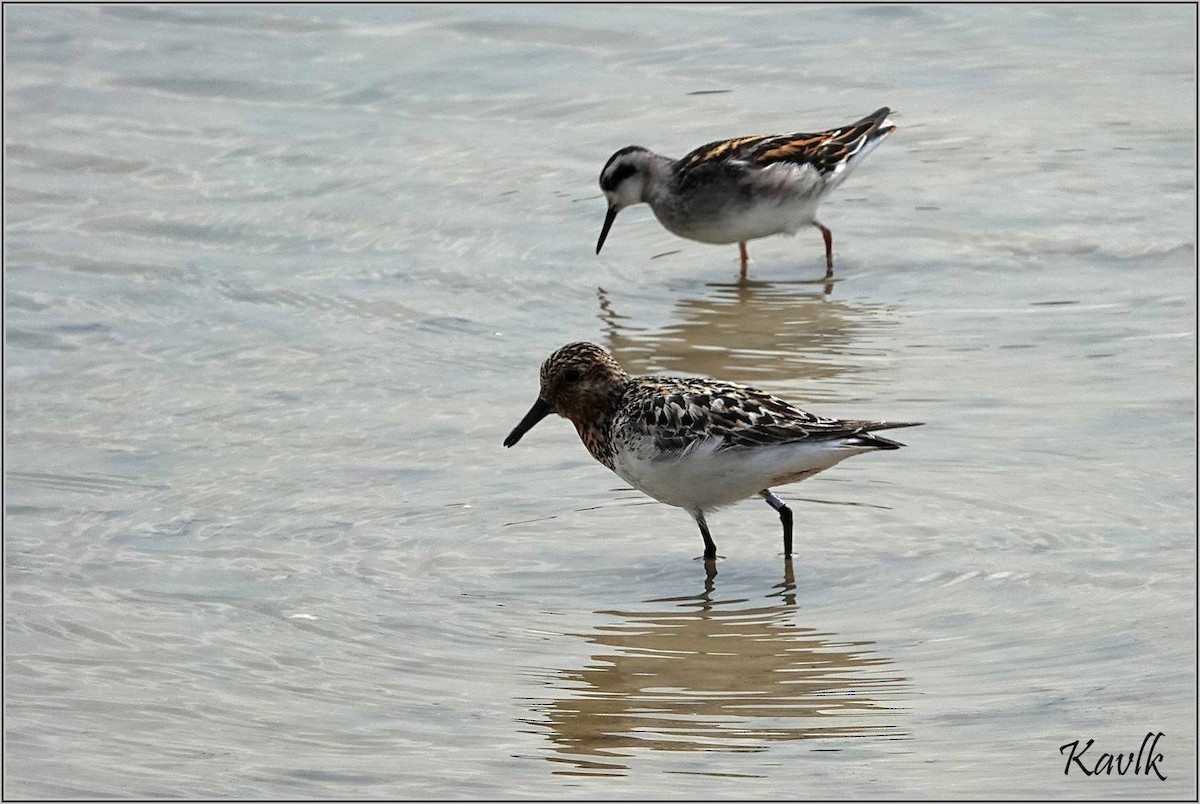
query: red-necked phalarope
[
  {"left": 504, "top": 342, "right": 921, "bottom": 561},
  {"left": 596, "top": 107, "right": 896, "bottom": 280}
]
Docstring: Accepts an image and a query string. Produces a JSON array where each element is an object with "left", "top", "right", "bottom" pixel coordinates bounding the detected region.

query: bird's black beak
[
  {"left": 503, "top": 397, "right": 552, "bottom": 447},
  {"left": 595, "top": 205, "right": 619, "bottom": 254}
]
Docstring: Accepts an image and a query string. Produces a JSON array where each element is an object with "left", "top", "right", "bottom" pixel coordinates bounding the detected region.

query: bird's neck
[
  {"left": 639, "top": 153, "right": 675, "bottom": 205},
  {"left": 568, "top": 379, "right": 632, "bottom": 469}
]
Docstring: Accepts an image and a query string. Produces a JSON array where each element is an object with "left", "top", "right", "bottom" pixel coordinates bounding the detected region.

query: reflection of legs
[
  {"left": 770, "top": 558, "right": 796, "bottom": 605},
  {"left": 738, "top": 241, "right": 749, "bottom": 280},
  {"left": 691, "top": 509, "right": 717, "bottom": 560},
  {"left": 760, "top": 490, "right": 794, "bottom": 557},
  {"left": 813, "top": 221, "right": 833, "bottom": 278}
]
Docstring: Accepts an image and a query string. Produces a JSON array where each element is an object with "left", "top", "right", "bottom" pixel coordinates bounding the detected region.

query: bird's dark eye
[
  {"left": 600, "top": 162, "right": 638, "bottom": 192},
  {"left": 562, "top": 369, "right": 582, "bottom": 385}
]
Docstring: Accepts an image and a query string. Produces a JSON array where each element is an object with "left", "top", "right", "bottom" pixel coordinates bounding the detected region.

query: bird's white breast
[{"left": 610, "top": 434, "right": 872, "bottom": 512}]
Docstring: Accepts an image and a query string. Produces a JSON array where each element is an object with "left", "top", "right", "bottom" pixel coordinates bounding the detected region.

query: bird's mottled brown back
[
  {"left": 675, "top": 107, "right": 895, "bottom": 179},
  {"left": 613, "top": 376, "right": 871, "bottom": 455}
]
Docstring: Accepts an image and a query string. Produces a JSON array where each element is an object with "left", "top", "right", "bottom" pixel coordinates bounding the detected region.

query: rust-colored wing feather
[
  {"left": 677, "top": 107, "right": 895, "bottom": 178},
  {"left": 676, "top": 134, "right": 778, "bottom": 169}
]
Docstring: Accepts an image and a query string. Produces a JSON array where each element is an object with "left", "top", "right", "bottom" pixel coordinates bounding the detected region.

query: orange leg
[
  {"left": 813, "top": 221, "right": 834, "bottom": 278},
  {"left": 738, "top": 241, "right": 749, "bottom": 280}
]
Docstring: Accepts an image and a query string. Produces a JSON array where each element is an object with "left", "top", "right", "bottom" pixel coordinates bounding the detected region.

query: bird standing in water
[
  {"left": 504, "top": 342, "right": 921, "bottom": 560},
  {"left": 596, "top": 107, "right": 896, "bottom": 280}
]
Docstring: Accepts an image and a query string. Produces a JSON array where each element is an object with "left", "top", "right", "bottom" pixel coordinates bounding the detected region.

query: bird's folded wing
[
  {"left": 676, "top": 108, "right": 893, "bottom": 177},
  {"left": 633, "top": 381, "right": 854, "bottom": 455},
  {"left": 676, "top": 134, "right": 778, "bottom": 169},
  {"left": 745, "top": 120, "right": 885, "bottom": 175}
]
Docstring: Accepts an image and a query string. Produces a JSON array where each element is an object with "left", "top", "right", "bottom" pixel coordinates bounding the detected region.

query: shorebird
[
  {"left": 596, "top": 107, "right": 896, "bottom": 279},
  {"left": 504, "top": 342, "right": 920, "bottom": 559}
]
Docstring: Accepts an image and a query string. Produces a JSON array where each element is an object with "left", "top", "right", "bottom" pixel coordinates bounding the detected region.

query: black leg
[
  {"left": 760, "top": 490, "right": 793, "bottom": 557},
  {"left": 813, "top": 221, "right": 834, "bottom": 278},
  {"left": 691, "top": 510, "right": 717, "bottom": 560}
]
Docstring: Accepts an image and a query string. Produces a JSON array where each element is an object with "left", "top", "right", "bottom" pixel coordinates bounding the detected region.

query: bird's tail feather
[
  {"left": 856, "top": 106, "right": 896, "bottom": 136},
  {"left": 850, "top": 421, "right": 923, "bottom": 450}
]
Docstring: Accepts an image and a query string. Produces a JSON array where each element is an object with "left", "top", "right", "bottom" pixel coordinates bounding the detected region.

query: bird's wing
[
  {"left": 746, "top": 108, "right": 894, "bottom": 177},
  {"left": 672, "top": 108, "right": 894, "bottom": 184},
  {"left": 628, "top": 379, "right": 871, "bottom": 455},
  {"left": 675, "top": 134, "right": 780, "bottom": 170}
]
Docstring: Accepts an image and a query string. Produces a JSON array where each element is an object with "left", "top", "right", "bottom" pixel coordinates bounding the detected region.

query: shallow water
[{"left": 4, "top": 4, "right": 1196, "bottom": 799}]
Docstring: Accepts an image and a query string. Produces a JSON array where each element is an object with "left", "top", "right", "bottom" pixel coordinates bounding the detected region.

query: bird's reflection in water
[
  {"left": 598, "top": 281, "right": 896, "bottom": 390},
  {"left": 530, "top": 562, "right": 908, "bottom": 777}
]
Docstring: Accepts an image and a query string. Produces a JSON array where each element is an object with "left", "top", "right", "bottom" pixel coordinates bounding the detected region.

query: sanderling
[
  {"left": 595, "top": 107, "right": 896, "bottom": 280},
  {"left": 504, "top": 342, "right": 920, "bottom": 560}
]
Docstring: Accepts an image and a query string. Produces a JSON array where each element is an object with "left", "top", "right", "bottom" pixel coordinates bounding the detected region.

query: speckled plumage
[
  {"left": 504, "top": 342, "right": 921, "bottom": 560},
  {"left": 595, "top": 107, "right": 896, "bottom": 279}
]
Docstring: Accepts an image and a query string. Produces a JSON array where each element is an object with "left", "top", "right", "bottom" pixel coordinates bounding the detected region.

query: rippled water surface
[{"left": 5, "top": 4, "right": 1196, "bottom": 799}]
